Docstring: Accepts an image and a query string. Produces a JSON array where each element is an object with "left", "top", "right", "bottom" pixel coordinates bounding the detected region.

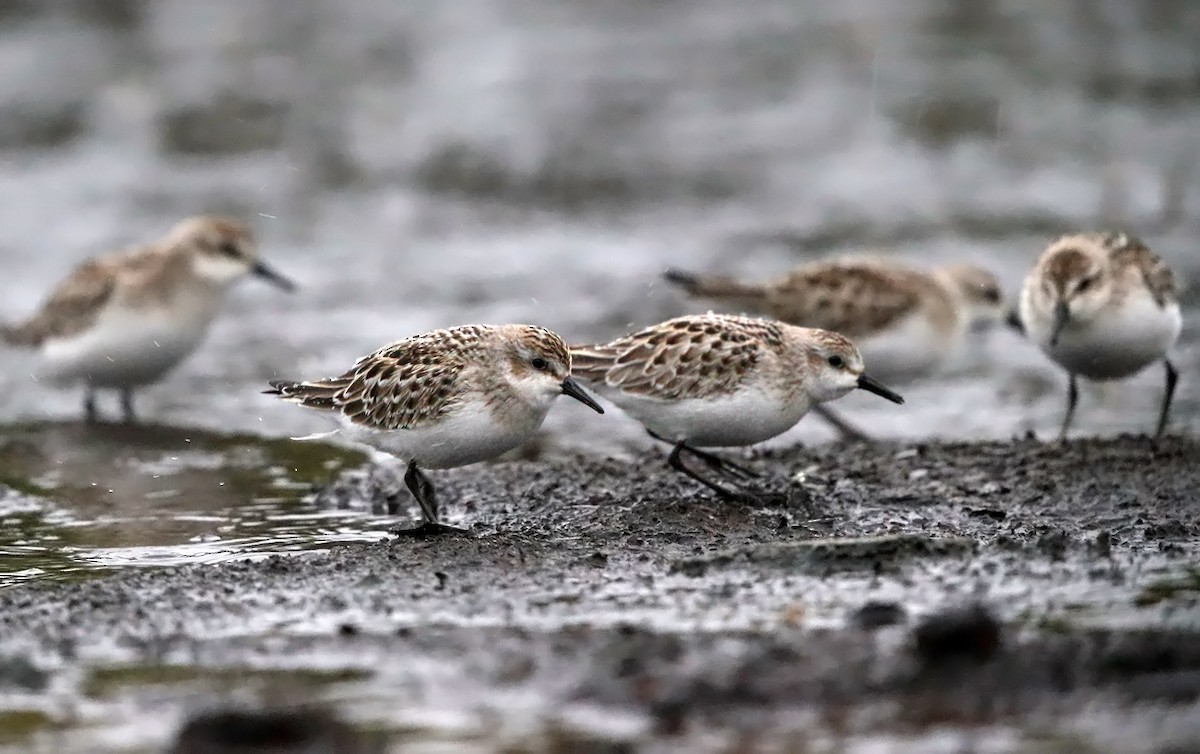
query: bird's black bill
[
  {"left": 561, "top": 376, "right": 604, "bottom": 413},
  {"left": 857, "top": 373, "right": 904, "bottom": 404},
  {"left": 251, "top": 261, "right": 297, "bottom": 292},
  {"left": 1004, "top": 307, "right": 1025, "bottom": 336},
  {"left": 1048, "top": 300, "right": 1070, "bottom": 347}
]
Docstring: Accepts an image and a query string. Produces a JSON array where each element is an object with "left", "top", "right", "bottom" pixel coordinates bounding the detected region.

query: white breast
[
  {"left": 1036, "top": 290, "right": 1181, "bottom": 380},
  {"left": 594, "top": 382, "right": 811, "bottom": 448},
  {"left": 337, "top": 398, "right": 552, "bottom": 469},
  {"left": 39, "top": 294, "right": 219, "bottom": 388}
]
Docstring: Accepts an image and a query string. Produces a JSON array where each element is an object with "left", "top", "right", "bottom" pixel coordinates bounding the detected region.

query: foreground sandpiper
[
  {"left": 571, "top": 313, "right": 903, "bottom": 500},
  {"left": 266, "top": 324, "right": 604, "bottom": 536}
]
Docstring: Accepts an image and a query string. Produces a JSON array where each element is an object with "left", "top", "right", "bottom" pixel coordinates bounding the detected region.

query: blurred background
[{"left": 0, "top": 0, "right": 1198, "bottom": 449}]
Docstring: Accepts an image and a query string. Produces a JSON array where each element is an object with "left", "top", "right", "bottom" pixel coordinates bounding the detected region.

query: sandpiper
[
  {"left": 1, "top": 216, "right": 294, "bottom": 423},
  {"left": 663, "top": 257, "right": 1001, "bottom": 439},
  {"left": 571, "top": 313, "right": 903, "bottom": 500},
  {"left": 1016, "top": 231, "right": 1181, "bottom": 438},
  {"left": 266, "top": 324, "right": 604, "bottom": 536}
]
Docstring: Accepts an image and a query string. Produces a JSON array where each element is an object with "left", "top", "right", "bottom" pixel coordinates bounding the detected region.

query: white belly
[
  {"left": 854, "top": 312, "right": 961, "bottom": 386},
  {"left": 337, "top": 400, "right": 551, "bottom": 469},
  {"left": 1035, "top": 296, "right": 1181, "bottom": 381},
  {"left": 597, "top": 384, "right": 811, "bottom": 448},
  {"left": 39, "top": 304, "right": 212, "bottom": 388}
]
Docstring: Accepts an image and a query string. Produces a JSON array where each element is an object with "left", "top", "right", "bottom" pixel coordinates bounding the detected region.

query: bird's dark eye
[
  {"left": 983, "top": 286, "right": 1002, "bottom": 304},
  {"left": 218, "top": 242, "right": 241, "bottom": 258},
  {"left": 1076, "top": 276, "right": 1095, "bottom": 293},
  {"left": 531, "top": 357, "right": 549, "bottom": 371},
  {"left": 827, "top": 355, "right": 844, "bottom": 368}
]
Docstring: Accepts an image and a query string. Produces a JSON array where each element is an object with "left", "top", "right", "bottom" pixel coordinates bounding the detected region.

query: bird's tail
[
  {"left": 662, "top": 268, "right": 764, "bottom": 303},
  {"left": 567, "top": 346, "right": 614, "bottom": 384},
  {"left": 0, "top": 321, "right": 40, "bottom": 348}
]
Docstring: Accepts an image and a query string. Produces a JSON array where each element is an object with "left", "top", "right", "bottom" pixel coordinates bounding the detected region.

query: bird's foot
[{"left": 389, "top": 521, "right": 471, "bottom": 538}]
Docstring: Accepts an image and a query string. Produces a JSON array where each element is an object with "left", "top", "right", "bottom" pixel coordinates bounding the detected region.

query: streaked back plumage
[
  {"left": 569, "top": 313, "right": 892, "bottom": 448},
  {"left": 571, "top": 313, "right": 862, "bottom": 402},
  {"left": 1020, "top": 231, "right": 1178, "bottom": 327},
  {"left": 571, "top": 314, "right": 780, "bottom": 400},
  {"left": 664, "top": 257, "right": 1003, "bottom": 339},
  {"left": 1, "top": 215, "right": 257, "bottom": 349},
  {"left": 267, "top": 324, "right": 573, "bottom": 431}
]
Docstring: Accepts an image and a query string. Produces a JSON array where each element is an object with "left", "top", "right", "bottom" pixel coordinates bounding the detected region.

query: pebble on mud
[
  {"left": 852, "top": 601, "right": 907, "bottom": 631},
  {"left": 0, "top": 654, "right": 49, "bottom": 692},
  {"left": 168, "top": 707, "right": 380, "bottom": 754},
  {"left": 0, "top": 101, "right": 87, "bottom": 151},
  {"left": 157, "top": 94, "right": 288, "bottom": 156},
  {"left": 912, "top": 604, "right": 1003, "bottom": 666}
]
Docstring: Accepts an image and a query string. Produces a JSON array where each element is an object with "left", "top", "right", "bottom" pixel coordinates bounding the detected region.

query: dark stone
[
  {"left": 852, "top": 600, "right": 907, "bottom": 631},
  {"left": 913, "top": 604, "right": 1002, "bottom": 665},
  {"left": 157, "top": 95, "right": 289, "bottom": 156},
  {"left": 1144, "top": 519, "right": 1193, "bottom": 540},
  {"left": 169, "top": 708, "right": 379, "bottom": 754},
  {"left": 891, "top": 95, "right": 1003, "bottom": 149},
  {"left": 965, "top": 507, "right": 1007, "bottom": 521},
  {"left": 0, "top": 655, "right": 49, "bottom": 692},
  {"left": 0, "top": 101, "right": 87, "bottom": 151}
]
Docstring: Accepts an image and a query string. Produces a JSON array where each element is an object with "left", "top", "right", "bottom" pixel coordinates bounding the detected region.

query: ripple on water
[{"left": 0, "top": 422, "right": 391, "bottom": 587}]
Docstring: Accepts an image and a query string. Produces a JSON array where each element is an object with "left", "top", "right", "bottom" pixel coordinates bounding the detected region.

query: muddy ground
[{"left": 2, "top": 433, "right": 1199, "bottom": 752}]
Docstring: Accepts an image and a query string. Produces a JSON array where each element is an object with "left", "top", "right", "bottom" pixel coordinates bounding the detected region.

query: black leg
[
  {"left": 83, "top": 388, "right": 98, "bottom": 424},
  {"left": 1058, "top": 373, "right": 1079, "bottom": 440},
  {"left": 665, "top": 443, "right": 758, "bottom": 502},
  {"left": 813, "top": 404, "right": 873, "bottom": 443},
  {"left": 683, "top": 444, "right": 758, "bottom": 481},
  {"left": 1156, "top": 359, "right": 1179, "bottom": 438},
  {"left": 120, "top": 389, "right": 136, "bottom": 424},
  {"left": 645, "top": 428, "right": 672, "bottom": 444},
  {"left": 391, "top": 461, "right": 469, "bottom": 538},
  {"left": 645, "top": 428, "right": 756, "bottom": 480},
  {"left": 404, "top": 461, "right": 439, "bottom": 523}
]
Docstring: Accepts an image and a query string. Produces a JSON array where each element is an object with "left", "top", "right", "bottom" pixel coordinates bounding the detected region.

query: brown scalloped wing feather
[
  {"left": 1103, "top": 232, "right": 1177, "bottom": 308},
  {"left": 766, "top": 262, "right": 925, "bottom": 336},
  {"left": 4, "top": 244, "right": 184, "bottom": 346},
  {"left": 5, "top": 260, "right": 117, "bottom": 346},
  {"left": 279, "top": 333, "right": 474, "bottom": 430},
  {"left": 573, "top": 315, "right": 780, "bottom": 400}
]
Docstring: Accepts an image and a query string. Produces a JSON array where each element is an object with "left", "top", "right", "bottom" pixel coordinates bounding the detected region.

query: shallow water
[{"left": 0, "top": 422, "right": 378, "bottom": 587}]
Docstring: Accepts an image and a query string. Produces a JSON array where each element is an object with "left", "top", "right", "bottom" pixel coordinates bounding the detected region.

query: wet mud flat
[{"left": 2, "top": 435, "right": 1200, "bottom": 752}]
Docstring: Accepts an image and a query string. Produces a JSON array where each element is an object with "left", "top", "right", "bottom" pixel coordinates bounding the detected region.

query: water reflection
[{"left": 0, "top": 422, "right": 376, "bottom": 587}]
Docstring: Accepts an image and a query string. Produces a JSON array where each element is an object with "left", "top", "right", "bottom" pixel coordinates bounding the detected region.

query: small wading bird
[
  {"left": 662, "top": 257, "right": 1002, "bottom": 440},
  {"left": 570, "top": 313, "right": 904, "bottom": 501},
  {"left": 265, "top": 324, "right": 604, "bottom": 537},
  {"left": 1016, "top": 231, "right": 1181, "bottom": 438},
  {"left": 0, "top": 216, "right": 294, "bottom": 423}
]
